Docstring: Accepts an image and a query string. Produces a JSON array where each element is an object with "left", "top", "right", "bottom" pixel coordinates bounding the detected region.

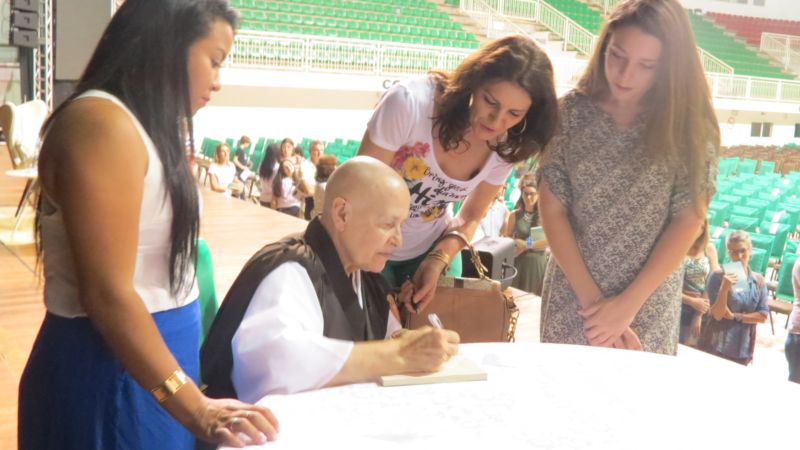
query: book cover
[
  {"left": 530, "top": 226, "right": 545, "bottom": 242},
  {"left": 721, "top": 261, "right": 749, "bottom": 295}
]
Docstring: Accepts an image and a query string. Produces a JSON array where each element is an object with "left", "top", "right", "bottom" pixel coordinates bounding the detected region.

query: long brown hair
[
  {"left": 431, "top": 35, "right": 559, "bottom": 164},
  {"left": 576, "top": 0, "right": 719, "bottom": 214}
]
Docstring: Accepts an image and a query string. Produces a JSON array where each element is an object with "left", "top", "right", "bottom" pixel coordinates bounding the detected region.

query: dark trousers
[{"left": 786, "top": 333, "right": 800, "bottom": 383}]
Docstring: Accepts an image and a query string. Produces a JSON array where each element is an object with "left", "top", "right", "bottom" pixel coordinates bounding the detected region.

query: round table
[{"left": 224, "top": 342, "right": 797, "bottom": 449}]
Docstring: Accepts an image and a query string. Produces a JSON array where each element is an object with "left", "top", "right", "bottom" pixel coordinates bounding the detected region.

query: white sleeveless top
[{"left": 40, "top": 90, "right": 198, "bottom": 318}]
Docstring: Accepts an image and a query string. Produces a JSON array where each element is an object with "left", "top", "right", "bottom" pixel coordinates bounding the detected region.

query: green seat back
[
  {"left": 759, "top": 221, "right": 791, "bottom": 259},
  {"left": 775, "top": 252, "right": 798, "bottom": 302},
  {"left": 727, "top": 214, "right": 759, "bottom": 232},
  {"left": 196, "top": 238, "right": 218, "bottom": 347}
]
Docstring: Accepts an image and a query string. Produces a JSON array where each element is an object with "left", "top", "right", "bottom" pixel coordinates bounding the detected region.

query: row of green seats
[
  {"left": 255, "top": 0, "right": 449, "bottom": 20},
  {"left": 688, "top": 11, "right": 792, "bottom": 80},
  {"left": 242, "top": 7, "right": 459, "bottom": 29},
  {"left": 247, "top": 13, "right": 470, "bottom": 38},
  {"left": 240, "top": 25, "right": 478, "bottom": 49}
]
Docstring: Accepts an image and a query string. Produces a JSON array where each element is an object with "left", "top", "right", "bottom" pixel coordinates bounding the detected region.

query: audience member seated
[
  {"left": 257, "top": 143, "right": 280, "bottom": 208},
  {"left": 279, "top": 137, "right": 294, "bottom": 160},
  {"left": 701, "top": 230, "right": 768, "bottom": 365},
  {"left": 308, "top": 140, "right": 323, "bottom": 167},
  {"left": 292, "top": 145, "right": 316, "bottom": 218},
  {"left": 271, "top": 159, "right": 301, "bottom": 216},
  {"left": 679, "top": 220, "right": 718, "bottom": 347},
  {"left": 233, "top": 135, "right": 252, "bottom": 180},
  {"left": 303, "top": 140, "right": 324, "bottom": 220},
  {"left": 200, "top": 156, "right": 460, "bottom": 403},
  {"left": 787, "top": 256, "right": 800, "bottom": 383},
  {"left": 311, "top": 154, "right": 337, "bottom": 218},
  {"left": 504, "top": 177, "right": 547, "bottom": 296},
  {"left": 207, "top": 143, "right": 237, "bottom": 195},
  {"left": 472, "top": 185, "right": 509, "bottom": 242}
]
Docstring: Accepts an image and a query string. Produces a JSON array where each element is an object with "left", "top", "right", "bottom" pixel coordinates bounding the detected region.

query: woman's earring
[
  {"left": 511, "top": 117, "right": 527, "bottom": 136},
  {"left": 468, "top": 94, "right": 474, "bottom": 108}
]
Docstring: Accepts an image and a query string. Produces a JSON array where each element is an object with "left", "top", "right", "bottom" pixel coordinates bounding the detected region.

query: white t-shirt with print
[{"left": 367, "top": 76, "right": 512, "bottom": 261}]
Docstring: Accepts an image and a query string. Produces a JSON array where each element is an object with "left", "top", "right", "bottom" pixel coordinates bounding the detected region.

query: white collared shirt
[{"left": 231, "top": 262, "right": 401, "bottom": 402}]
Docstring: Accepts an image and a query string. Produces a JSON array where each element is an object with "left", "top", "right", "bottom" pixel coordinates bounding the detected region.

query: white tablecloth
[{"left": 224, "top": 343, "right": 797, "bottom": 449}]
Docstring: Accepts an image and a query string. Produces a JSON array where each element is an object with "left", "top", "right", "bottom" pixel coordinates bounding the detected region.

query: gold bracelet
[
  {"left": 441, "top": 230, "right": 470, "bottom": 248},
  {"left": 150, "top": 369, "right": 189, "bottom": 403},
  {"left": 425, "top": 249, "right": 451, "bottom": 269}
]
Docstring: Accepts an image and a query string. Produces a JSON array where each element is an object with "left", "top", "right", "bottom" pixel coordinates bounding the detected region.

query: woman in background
[
  {"left": 702, "top": 230, "right": 768, "bottom": 365},
  {"left": 504, "top": 176, "right": 548, "bottom": 296},
  {"left": 258, "top": 143, "right": 281, "bottom": 208},
  {"left": 311, "top": 154, "right": 337, "bottom": 218},
  {"left": 271, "top": 159, "right": 301, "bottom": 216},
  {"left": 208, "top": 143, "right": 236, "bottom": 194},
  {"left": 679, "top": 220, "right": 718, "bottom": 347}
]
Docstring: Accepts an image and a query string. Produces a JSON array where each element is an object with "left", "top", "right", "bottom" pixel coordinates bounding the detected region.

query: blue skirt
[{"left": 18, "top": 301, "right": 200, "bottom": 450}]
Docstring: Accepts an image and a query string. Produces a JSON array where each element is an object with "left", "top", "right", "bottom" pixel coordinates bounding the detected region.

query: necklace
[{"left": 523, "top": 210, "right": 535, "bottom": 222}]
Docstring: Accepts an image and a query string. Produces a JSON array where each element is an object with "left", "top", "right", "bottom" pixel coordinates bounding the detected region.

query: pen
[{"left": 428, "top": 313, "right": 443, "bottom": 329}]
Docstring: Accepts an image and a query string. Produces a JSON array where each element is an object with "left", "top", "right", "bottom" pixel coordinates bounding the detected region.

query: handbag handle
[{"left": 464, "top": 242, "right": 490, "bottom": 281}]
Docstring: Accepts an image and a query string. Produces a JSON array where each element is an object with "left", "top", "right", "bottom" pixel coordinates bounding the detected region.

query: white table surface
[
  {"left": 5, "top": 166, "right": 37, "bottom": 178},
  {"left": 223, "top": 342, "right": 797, "bottom": 449}
]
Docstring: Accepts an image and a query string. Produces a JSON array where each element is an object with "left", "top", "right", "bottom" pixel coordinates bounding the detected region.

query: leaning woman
[{"left": 358, "top": 35, "right": 559, "bottom": 311}]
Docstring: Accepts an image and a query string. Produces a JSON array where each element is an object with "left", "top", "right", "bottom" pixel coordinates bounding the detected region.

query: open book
[{"left": 379, "top": 355, "right": 488, "bottom": 387}]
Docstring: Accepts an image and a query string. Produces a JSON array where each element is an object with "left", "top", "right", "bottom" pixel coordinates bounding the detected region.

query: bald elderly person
[{"left": 201, "top": 156, "right": 460, "bottom": 403}]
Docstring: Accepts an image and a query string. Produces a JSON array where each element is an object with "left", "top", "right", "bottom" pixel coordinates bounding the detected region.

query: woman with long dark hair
[
  {"left": 258, "top": 143, "right": 281, "bottom": 207},
  {"left": 537, "top": 0, "right": 719, "bottom": 354},
  {"left": 19, "top": 1, "right": 278, "bottom": 448},
  {"left": 358, "top": 35, "right": 559, "bottom": 312}
]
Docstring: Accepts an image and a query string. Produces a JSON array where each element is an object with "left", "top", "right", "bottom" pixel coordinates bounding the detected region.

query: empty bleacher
[
  {"left": 707, "top": 12, "right": 800, "bottom": 47},
  {"left": 544, "top": 0, "right": 603, "bottom": 34},
  {"left": 231, "top": 0, "right": 480, "bottom": 48},
  {"left": 687, "top": 11, "right": 792, "bottom": 79}
]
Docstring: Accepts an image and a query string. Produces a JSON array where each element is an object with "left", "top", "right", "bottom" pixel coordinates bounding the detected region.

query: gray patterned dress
[{"left": 536, "top": 91, "right": 715, "bottom": 355}]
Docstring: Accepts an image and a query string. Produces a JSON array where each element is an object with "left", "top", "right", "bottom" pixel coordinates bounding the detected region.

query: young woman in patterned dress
[{"left": 537, "top": 0, "right": 719, "bottom": 354}]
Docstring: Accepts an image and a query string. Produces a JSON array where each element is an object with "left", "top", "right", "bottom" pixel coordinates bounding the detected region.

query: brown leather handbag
[{"left": 404, "top": 245, "right": 519, "bottom": 343}]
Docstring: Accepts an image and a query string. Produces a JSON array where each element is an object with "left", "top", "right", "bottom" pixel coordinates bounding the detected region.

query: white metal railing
[
  {"left": 229, "top": 32, "right": 800, "bottom": 104},
  {"left": 462, "top": 0, "right": 732, "bottom": 73},
  {"left": 461, "top": 0, "right": 598, "bottom": 54},
  {"left": 760, "top": 32, "right": 800, "bottom": 74},
  {"left": 598, "top": 0, "right": 620, "bottom": 16},
  {"left": 458, "top": 0, "right": 533, "bottom": 39},
  {"left": 229, "top": 32, "right": 473, "bottom": 76},
  {"left": 707, "top": 72, "right": 800, "bottom": 103},
  {"left": 698, "top": 48, "right": 735, "bottom": 74}
]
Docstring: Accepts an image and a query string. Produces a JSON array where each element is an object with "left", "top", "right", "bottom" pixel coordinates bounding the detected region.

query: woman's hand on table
[
  {"left": 194, "top": 398, "right": 279, "bottom": 448},
  {"left": 580, "top": 296, "right": 637, "bottom": 347}
]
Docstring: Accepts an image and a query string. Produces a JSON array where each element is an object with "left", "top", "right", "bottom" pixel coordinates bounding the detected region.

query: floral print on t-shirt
[{"left": 390, "top": 141, "right": 467, "bottom": 223}]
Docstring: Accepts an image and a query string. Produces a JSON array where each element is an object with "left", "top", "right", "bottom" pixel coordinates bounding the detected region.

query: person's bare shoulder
[{"left": 40, "top": 97, "right": 149, "bottom": 190}]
